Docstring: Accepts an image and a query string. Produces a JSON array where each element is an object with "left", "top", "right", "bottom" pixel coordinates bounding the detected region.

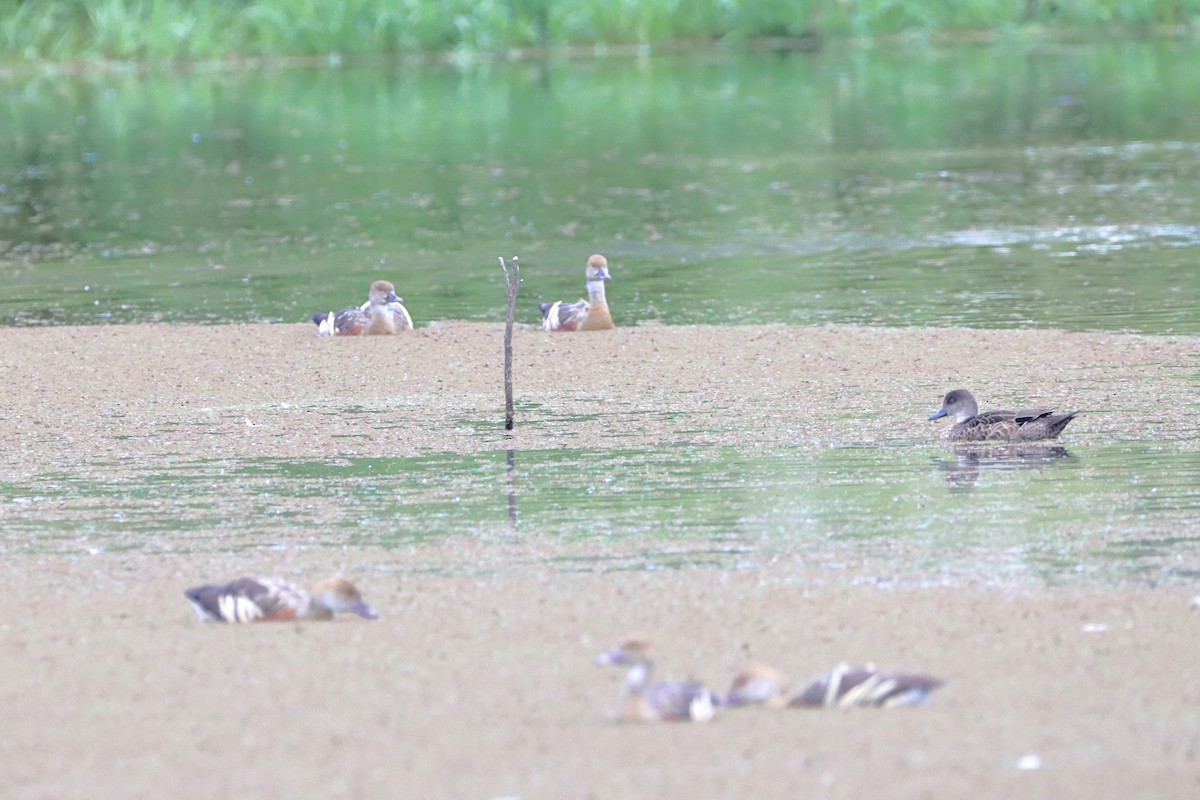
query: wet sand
[
  {"left": 3, "top": 322, "right": 1198, "bottom": 798},
  {"left": 2, "top": 321, "right": 1195, "bottom": 470}
]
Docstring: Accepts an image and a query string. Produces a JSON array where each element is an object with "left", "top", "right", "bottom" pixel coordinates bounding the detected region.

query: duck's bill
[{"left": 595, "top": 650, "right": 625, "bottom": 666}]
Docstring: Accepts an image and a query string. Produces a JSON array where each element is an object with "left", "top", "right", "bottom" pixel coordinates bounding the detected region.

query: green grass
[{"left": 0, "top": 0, "right": 1197, "bottom": 63}]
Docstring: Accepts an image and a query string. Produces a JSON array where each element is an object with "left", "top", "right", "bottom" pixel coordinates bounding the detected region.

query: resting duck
[
  {"left": 723, "top": 662, "right": 791, "bottom": 708},
  {"left": 312, "top": 279, "right": 413, "bottom": 336},
  {"left": 788, "top": 664, "right": 944, "bottom": 708},
  {"left": 595, "top": 638, "right": 717, "bottom": 722},
  {"left": 929, "top": 388, "right": 1077, "bottom": 442},
  {"left": 184, "top": 576, "right": 379, "bottom": 623},
  {"left": 539, "top": 254, "right": 613, "bottom": 332}
]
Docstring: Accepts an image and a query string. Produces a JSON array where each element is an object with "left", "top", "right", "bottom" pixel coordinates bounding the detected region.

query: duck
[
  {"left": 312, "top": 279, "right": 413, "bottom": 336},
  {"left": 539, "top": 254, "right": 613, "bottom": 331},
  {"left": 788, "top": 664, "right": 944, "bottom": 708},
  {"left": 929, "top": 388, "right": 1077, "bottom": 442},
  {"left": 595, "top": 638, "right": 717, "bottom": 722},
  {"left": 722, "top": 662, "right": 790, "bottom": 708},
  {"left": 184, "top": 576, "right": 380, "bottom": 623}
]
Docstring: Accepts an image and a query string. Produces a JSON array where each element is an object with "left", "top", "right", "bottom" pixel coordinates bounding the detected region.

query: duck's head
[
  {"left": 596, "top": 638, "right": 655, "bottom": 691},
  {"left": 929, "top": 388, "right": 979, "bottom": 423},
  {"left": 311, "top": 577, "right": 380, "bottom": 619},
  {"left": 595, "top": 637, "right": 652, "bottom": 667},
  {"left": 585, "top": 254, "right": 611, "bottom": 282},
  {"left": 368, "top": 280, "right": 402, "bottom": 306}
]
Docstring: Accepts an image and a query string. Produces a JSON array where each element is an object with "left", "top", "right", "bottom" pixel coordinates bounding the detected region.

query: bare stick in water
[{"left": 499, "top": 256, "right": 521, "bottom": 430}]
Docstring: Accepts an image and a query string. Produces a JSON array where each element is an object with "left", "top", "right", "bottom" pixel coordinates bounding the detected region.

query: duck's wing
[
  {"left": 1014, "top": 410, "right": 1077, "bottom": 440},
  {"left": 954, "top": 407, "right": 1074, "bottom": 442},
  {"left": 789, "top": 665, "right": 944, "bottom": 708},
  {"left": 972, "top": 409, "right": 1022, "bottom": 425},
  {"left": 184, "top": 577, "right": 306, "bottom": 623},
  {"left": 539, "top": 299, "right": 589, "bottom": 332},
  {"left": 388, "top": 302, "right": 414, "bottom": 331},
  {"left": 950, "top": 409, "right": 1023, "bottom": 441},
  {"left": 1011, "top": 407, "right": 1055, "bottom": 424},
  {"left": 313, "top": 307, "right": 369, "bottom": 336}
]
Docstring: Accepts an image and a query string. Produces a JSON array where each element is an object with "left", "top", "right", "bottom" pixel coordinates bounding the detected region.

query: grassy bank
[{"left": 1, "top": 0, "right": 1198, "bottom": 64}]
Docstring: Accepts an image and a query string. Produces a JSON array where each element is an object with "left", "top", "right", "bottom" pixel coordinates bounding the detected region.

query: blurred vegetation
[{"left": 0, "top": 0, "right": 1197, "bottom": 64}]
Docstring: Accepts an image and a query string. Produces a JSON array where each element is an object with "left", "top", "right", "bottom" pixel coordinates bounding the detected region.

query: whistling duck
[
  {"left": 539, "top": 254, "right": 613, "bottom": 332},
  {"left": 184, "top": 576, "right": 379, "bottom": 623},
  {"left": 788, "top": 664, "right": 944, "bottom": 708},
  {"left": 929, "top": 388, "right": 1077, "bottom": 442},
  {"left": 595, "top": 639, "right": 716, "bottom": 722},
  {"left": 313, "top": 280, "right": 413, "bottom": 336},
  {"left": 722, "top": 662, "right": 790, "bottom": 708}
]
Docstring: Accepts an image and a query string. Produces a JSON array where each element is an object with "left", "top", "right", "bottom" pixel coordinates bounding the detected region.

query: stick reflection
[{"left": 506, "top": 446, "right": 518, "bottom": 529}]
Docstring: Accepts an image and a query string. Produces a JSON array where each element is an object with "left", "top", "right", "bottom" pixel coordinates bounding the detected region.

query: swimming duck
[
  {"left": 929, "top": 388, "right": 1077, "bottom": 442},
  {"left": 313, "top": 279, "right": 413, "bottom": 336},
  {"left": 184, "top": 576, "right": 380, "bottom": 623},
  {"left": 722, "top": 662, "right": 790, "bottom": 708},
  {"left": 595, "top": 638, "right": 717, "bottom": 722},
  {"left": 539, "top": 254, "right": 613, "bottom": 332},
  {"left": 788, "top": 664, "right": 944, "bottom": 708}
]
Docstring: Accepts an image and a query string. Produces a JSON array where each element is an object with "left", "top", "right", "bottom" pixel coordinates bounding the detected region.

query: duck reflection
[{"left": 936, "top": 443, "right": 1075, "bottom": 488}]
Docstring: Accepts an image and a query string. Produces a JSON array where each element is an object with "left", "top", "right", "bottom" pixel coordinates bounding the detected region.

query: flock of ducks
[
  {"left": 311, "top": 253, "right": 614, "bottom": 336},
  {"left": 181, "top": 578, "right": 944, "bottom": 723},
  {"left": 595, "top": 638, "right": 944, "bottom": 722},
  {"left": 308, "top": 252, "right": 1079, "bottom": 443},
  {"left": 181, "top": 578, "right": 941, "bottom": 721},
  {"left": 198, "top": 252, "right": 1082, "bottom": 719}
]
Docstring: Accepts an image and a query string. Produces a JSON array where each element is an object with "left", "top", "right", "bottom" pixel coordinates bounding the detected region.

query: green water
[
  {"left": 2, "top": 42, "right": 1198, "bottom": 332},
  {"left": 4, "top": 43, "right": 1198, "bottom": 588},
  {"left": 4, "top": 443, "right": 1198, "bottom": 587}
]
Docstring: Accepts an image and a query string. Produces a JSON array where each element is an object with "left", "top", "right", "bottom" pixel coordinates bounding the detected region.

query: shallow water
[
  {"left": 4, "top": 44, "right": 1197, "bottom": 591},
  {"left": 4, "top": 442, "right": 1197, "bottom": 587},
  {"left": 2, "top": 43, "right": 1199, "bottom": 333}
]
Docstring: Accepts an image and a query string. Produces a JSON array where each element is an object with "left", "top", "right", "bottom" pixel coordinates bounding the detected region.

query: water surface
[
  {"left": 4, "top": 442, "right": 1197, "bottom": 588},
  {"left": 4, "top": 44, "right": 1197, "bottom": 590},
  {"left": 2, "top": 43, "right": 1198, "bottom": 333}
]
